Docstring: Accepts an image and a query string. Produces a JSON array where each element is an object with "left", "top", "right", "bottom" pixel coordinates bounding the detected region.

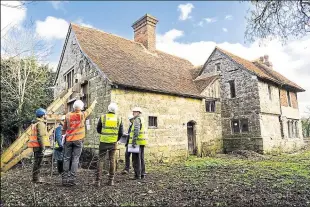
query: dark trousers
[
  {"left": 132, "top": 145, "right": 145, "bottom": 178},
  {"left": 124, "top": 147, "right": 131, "bottom": 171},
  {"left": 96, "top": 142, "right": 116, "bottom": 181},
  {"left": 33, "top": 150, "right": 44, "bottom": 181},
  {"left": 62, "top": 140, "right": 83, "bottom": 182},
  {"left": 57, "top": 160, "right": 64, "bottom": 174}
]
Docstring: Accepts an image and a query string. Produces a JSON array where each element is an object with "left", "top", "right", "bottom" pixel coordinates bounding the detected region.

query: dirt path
[{"left": 1, "top": 149, "right": 310, "bottom": 206}]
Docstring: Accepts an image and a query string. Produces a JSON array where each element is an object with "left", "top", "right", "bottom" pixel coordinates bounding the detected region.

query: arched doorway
[{"left": 187, "top": 121, "right": 197, "bottom": 155}]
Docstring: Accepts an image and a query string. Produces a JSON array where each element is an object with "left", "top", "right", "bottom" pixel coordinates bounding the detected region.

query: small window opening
[
  {"left": 232, "top": 120, "right": 240, "bottom": 133},
  {"left": 229, "top": 80, "right": 236, "bottom": 98},
  {"left": 148, "top": 116, "right": 158, "bottom": 128},
  {"left": 206, "top": 100, "right": 216, "bottom": 112}
]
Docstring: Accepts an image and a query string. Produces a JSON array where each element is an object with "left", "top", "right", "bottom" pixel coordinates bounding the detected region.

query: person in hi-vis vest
[
  {"left": 28, "top": 108, "right": 49, "bottom": 183},
  {"left": 62, "top": 100, "right": 93, "bottom": 186},
  {"left": 129, "top": 107, "right": 147, "bottom": 180},
  {"left": 96, "top": 102, "right": 123, "bottom": 186}
]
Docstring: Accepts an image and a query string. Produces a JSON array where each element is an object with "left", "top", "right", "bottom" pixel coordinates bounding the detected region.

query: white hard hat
[
  {"left": 60, "top": 115, "right": 66, "bottom": 120},
  {"left": 128, "top": 114, "right": 134, "bottom": 120},
  {"left": 132, "top": 107, "right": 142, "bottom": 113},
  {"left": 73, "top": 100, "right": 84, "bottom": 110},
  {"left": 108, "top": 102, "right": 118, "bottom": 113}
]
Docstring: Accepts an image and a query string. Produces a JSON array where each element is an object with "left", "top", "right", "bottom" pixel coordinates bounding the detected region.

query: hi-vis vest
[
  {"left": 100, "top": 113, "right": 120, "bottom": 143},
  {"left": 65, "top": 111, "right": 85, "bottom": 142},
  {"left": 27, "top": 122, "right": 50, "bottom": 148},
  {"left": 129, "top": 117, "right": 147, "bottom": 146}
]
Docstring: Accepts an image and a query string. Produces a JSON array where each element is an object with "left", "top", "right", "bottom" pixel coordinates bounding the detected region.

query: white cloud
[
  {"left": 225, "top": 15, "right": 233, "bottom": 20},
  {"left": 197, "top": 21, "right": 204, "bottom": 27},
  {"left": 50, "top": 1, "right": 68, "bottom": 11},
  {"left": 36, "top": 16, "right": 69, "bottom": 40},
  {"left": 204, "top": 17, "right": 217, "bottom": 23},
  {"left": 156, "top": 30, "right": 310, "bottom": 116},
  {"left": 222, "top": 28, "right": 228, "bottom": 32},
  {"left": 1, "top": 1, "right": 27, "bottom": 34},
  {"left": 75, "top": 18, "right": 94, "bottom": 28},
  {"left": 157, "top": 29, "right": 184, "bottom": 43},
  {"left": 178, "top": 3, "right": 194, "bottom": 21}
]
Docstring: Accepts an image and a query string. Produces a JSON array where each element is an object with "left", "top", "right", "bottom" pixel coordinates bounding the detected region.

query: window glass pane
[
  {"left": 206, "top": 101, "right": 216, "bottom": 112},
  {"left": 232, "top": 120, "right": 239, "bottom": 133},
  {"left": 241, "top": 119, "right": 249, "bottom": 132},
  {"left": 229, "top": 80, "right": 236, "bottom": 98},
  {"left": 287, "top": 91, "right": 291, "bottom": 107},
  {"left": 148, "top": 116, "right": 157, "bottom": 127}
]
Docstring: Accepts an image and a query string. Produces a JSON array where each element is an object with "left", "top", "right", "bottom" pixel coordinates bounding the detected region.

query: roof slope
[
  {"left": 216, "top": 47, "right": 304, "bottom": 92},
  {"left": 71, "top": 24, "right": 201, "bottom": 97}
]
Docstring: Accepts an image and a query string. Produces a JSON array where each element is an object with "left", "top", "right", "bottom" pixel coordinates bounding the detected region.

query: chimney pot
[
  {"left": 132, "top": 14, "right": 158, "bottom": 52},
  {"left": 264, "top": 54, "right": 269, "bottom": 62},
  {"left": 259, "top": 56, "right": 264, "bottom": 62}
]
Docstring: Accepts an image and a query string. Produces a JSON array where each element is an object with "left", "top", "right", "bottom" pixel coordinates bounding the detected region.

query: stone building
[{"left": 53, "top": 14, "right": 305, "bottom": 161}]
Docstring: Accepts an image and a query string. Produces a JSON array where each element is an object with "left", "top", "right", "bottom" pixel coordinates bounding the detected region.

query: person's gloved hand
[
  {"left": 132, "top": 139, "right": 136, "bottom": 148},
  {"left": 58, "top": 146, "right": 63, "bottom": 152}
]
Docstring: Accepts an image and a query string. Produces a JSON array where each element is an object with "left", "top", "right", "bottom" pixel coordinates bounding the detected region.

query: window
[
  {"left": 148, "top": 116, "right": 158, "bottom": 128},
  {"left": 229, "top": 80, "right": 236, "bottom": 98},
  {"left": 64, "top": 69, "right": 74, "bottom": 89},
  {"left": 268, "top": 85, "right": 272, "bottom": 100},
  {"left": 215, "top": 63, "right": 221, "bottom": 71},
  {"left": 287, "top": 90, "right": 291, "bottom": 107},
  {"left": 67, "top": 102, "right": 74, "bottom": 112},
  {"left": 231, "top": 120, "right": 240, "bottom": 133},
  {"left": 81, "top": 82, "right": 88, "bottom": 109},
  {"left": 240, "top": 119, "right": 249, "bottom": 132},
  {"left": 206, "top": 100, "right": 216, "bottom": 112},
  {"left": 232, "top": 119, "right": 249, "bottom": 134},
  {"left": 288, "top": 121, "right": 292, "bottom": 138}
]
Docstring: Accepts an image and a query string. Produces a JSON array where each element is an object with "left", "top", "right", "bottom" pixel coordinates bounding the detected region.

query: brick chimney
[
  {"left": 132, "top": 14, "right": 158, "bottom": 52},
  {"left": 259, "top": 55, "right": 273, "bottom": 68}
]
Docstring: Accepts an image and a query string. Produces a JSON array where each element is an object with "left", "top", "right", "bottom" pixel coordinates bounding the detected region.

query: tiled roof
[
  {"left": 194, "top": 75, "right": 219, "bottom": 93},
  {"left": 71, "top": 24, "right": 202, "bottom": 98},
  {"left": 216, "top": 47, "right": 305, "bottom": 92}
]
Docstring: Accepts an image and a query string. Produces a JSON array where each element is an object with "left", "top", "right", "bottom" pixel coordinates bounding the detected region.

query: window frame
[
  {"left": 148, "top": 116, "right": 158, "bottom": 128},
  {"left": 215, "top": 63, "right": 221, "bottom": 72},
  {"left": 240, "top": 119, "right": 249, "bottom": 132},
  {"left": 287, "top": 90, "right": 292, "bottom": 107},
  {"left": 231, "top": 119, "right": 240, "bottom": 134},
  {"left": 229, "top": 80, "right": 236, "bottom": 98},
  {"left": 206, "top": 100, "right": 216, "bottom": 112},
  {"left": 268, "top": 85, "right": 272, "bottom": 101}
]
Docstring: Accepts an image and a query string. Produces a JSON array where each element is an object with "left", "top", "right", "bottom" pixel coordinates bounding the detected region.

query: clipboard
[{"left": 127, "top": 144, "right": 140, "bottom": 153}]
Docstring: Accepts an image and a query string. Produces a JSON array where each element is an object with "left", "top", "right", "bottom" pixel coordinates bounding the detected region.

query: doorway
[{"left": 187, "top": 121, "right": 197, "bottom": 155}]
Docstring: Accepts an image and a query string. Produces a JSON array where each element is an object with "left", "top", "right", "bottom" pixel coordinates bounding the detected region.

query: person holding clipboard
[{"left": 128, "top": 107, "right": 147, "bottom": 180}]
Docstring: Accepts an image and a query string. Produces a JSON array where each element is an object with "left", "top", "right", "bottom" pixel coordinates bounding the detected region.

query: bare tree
[
  {"left": 302, "top": 106, "right": 310, "bottom": 138},
  {"left": 245, "top": 0, "right": 310, "bottom": 44},
  {"left": 1, "top": 21, "right": 54, "bottom": 145}
]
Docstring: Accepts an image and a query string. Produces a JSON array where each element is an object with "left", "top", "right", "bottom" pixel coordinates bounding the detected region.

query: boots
[
  {"left": 107, "top": 179, "right": 114, "bottom": 186},
  {"left": 32, "top": 176, "right": 44, "bottom": 183},
  {"left": 57, "top": 161, "right": 64, "bottom": 174}
]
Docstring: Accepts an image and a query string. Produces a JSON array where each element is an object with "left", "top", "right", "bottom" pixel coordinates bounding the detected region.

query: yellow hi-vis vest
[
  {"left": 100, "top": 113, "right": 120, "bottom": 143},
  {"left": 129, "top": 117, "right": 147, "bottom": 146}
]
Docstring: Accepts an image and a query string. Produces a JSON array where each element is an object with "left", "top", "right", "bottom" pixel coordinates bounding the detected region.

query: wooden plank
[{"left": 1, "top": 148, "right": 33, "bottom": 173}]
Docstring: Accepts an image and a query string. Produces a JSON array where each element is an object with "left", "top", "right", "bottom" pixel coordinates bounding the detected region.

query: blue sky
[
  {"left": 1, "top": 1, "right": 309, "bottom": 115},
  {"left": 23, "top": 1, "right": 250, "bottom": 63}
]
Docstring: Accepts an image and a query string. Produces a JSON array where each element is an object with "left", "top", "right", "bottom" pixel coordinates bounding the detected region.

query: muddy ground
[{"left": 1, "top": 148, "right": 310, "bottom": 207}]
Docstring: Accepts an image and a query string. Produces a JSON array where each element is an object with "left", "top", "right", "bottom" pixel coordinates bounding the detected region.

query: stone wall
[
  {"left": 202, "top": 50, "right": 263, "bottom": 153},
  {"left": 258, "top": 81, "right": 281, "bottom": 115},
  {"left": 53, "top": 28, "right": 112, "bottom": 148},
  {"left": 111, "top": 88, "right": 222, "bottom": 162}
]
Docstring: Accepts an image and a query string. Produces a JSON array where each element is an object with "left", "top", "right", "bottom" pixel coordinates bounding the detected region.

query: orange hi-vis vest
[
  {"left": 65, "top": 111, "right": 85, "bottom": 142},
  {"left": 27, "top": 122, "right": 50, "bottom": 148},
  {"left": 28, "top": 124, "right": 40, "bottom": 148}
]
